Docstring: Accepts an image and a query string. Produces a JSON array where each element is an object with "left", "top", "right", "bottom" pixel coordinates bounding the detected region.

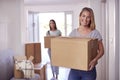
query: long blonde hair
[{"left": 79, "top": 7, "right": 96, "bottom": 30}]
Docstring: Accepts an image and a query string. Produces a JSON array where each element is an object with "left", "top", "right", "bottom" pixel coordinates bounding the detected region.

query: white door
[{"left": 90, "top": 0, "right": 119, "bottom": 80}]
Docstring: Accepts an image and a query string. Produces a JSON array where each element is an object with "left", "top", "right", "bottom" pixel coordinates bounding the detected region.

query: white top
[
  {"left": 46, "top": 30, "right": 62, "bottom": 36},
  {"left": 69, "top": 29, "right": 102, "bottom": 41}
]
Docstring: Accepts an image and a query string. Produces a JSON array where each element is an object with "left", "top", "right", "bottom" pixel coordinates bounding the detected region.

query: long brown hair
[
  {"left": 49, "top": 19, "right": 57, "bottom": 30},
  {"left": 79, "top": 7, "right": 96, "bottom": 30}
]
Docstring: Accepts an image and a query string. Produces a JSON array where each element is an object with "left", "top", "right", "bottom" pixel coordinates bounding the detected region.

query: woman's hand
[
  {"left": 89, "top": 59, "right": 98, "bottom": 71},
  {"left": 88, "top": 40, "right": 104, "bottom": 71}
]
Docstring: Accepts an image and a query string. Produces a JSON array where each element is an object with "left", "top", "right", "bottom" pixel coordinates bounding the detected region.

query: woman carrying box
[
  {"left": 46, "top": 19, "right": 62, "bottom": 80},
  {"left": 68, "top": 7, "right": 104, "bottom": 80}
]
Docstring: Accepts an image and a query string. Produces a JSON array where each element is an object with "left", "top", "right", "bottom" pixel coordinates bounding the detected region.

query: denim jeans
[
  {"left": 48, "top": 49, "right": 59, "bottom": 75},
  {"left": 68, "top": 67, "right": 96, "bottom": 80}
]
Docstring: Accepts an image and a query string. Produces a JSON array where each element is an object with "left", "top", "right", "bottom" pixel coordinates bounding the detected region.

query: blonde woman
[{"left": 68, "top": 7, "right": 104, "bottom": 80}]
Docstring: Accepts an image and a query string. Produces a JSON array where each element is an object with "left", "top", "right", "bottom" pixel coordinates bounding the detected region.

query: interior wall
[
  {"left": 89, "top": 0, "right": 120, "bottom": 80},
  {"left": 115, "top": 0, "right": 119, "bottom": 80},
  {"left": 118, "top": 0, "right": 120, "bottom": 80},
  {"left": 0, "top": 0, "right": 24, "bottom": 55},
  {"left": 0, "top": 18, "right": 8, "bottom": 50},
  {"left": 106, "top": 0, "right": 119, "bottom": 79},
  {"left": 0, "top": 1, "right": 9, "bottom": 51}
]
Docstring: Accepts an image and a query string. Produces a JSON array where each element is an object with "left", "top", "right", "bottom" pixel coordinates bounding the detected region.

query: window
[
  {"left": 27, "top": 11, "right": 73, "bottom": 42},
  {"left": 27, "top": 12, "right": 39, "bottom": 42}
]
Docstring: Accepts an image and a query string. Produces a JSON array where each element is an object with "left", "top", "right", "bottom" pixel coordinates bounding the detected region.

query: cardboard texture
[
  {"left": 51, "top": 37, "right": 98, "bottom": 71},
  {"left": 14, "top": 56, "right": 26, "bottom": 78},
  {"left": 14, "top": 56, "right": 35, "bottom": 79},
  {"left": 34, "top": 64, "right": 46, "bottom": 80},
  {"left": 25, "top": 43, "right": 41, "bottom": 64},
  {"left": 44, "top": 36, "right": 56, "bottom": 48}
]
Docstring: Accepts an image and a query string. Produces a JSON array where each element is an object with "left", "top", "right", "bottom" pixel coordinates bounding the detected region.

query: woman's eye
[
  {"left": 87, "top": 16, "right": 90, "bottom": 19},
  {"left": 82, "top": 15, "right": 85, "bottom": 17}
]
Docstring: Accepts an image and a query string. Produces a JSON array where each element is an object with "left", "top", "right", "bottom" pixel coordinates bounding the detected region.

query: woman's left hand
[{"left": 89, "top": 59, "right": 98, "bottom": 71}]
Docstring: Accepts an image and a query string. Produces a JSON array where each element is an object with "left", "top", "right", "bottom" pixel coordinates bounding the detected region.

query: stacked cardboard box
[
  {"left": 51, "top": 37, "right": 98, "bottom": 71},
  {"left": 25, "top": 43, "right": 41, "bottom": 64}
]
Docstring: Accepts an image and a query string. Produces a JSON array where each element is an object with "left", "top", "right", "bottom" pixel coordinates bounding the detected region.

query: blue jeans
[
  {"left": 48, "top": 49, "right": 59, "bottom": 75},
  {"left": 68, "top": 67, "right": 96, "bottom": 80}
]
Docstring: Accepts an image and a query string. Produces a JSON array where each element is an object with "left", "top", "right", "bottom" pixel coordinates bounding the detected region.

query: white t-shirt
[
  {"left": 46, "top": 30, "right": 61, "bottom": 36},
  {"left": 69, "top": 29, "right": 102, "bottom": 41}
]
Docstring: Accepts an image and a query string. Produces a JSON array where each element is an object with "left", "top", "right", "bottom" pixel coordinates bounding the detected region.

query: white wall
[
  {"left": 115, "top": 0, "right": 119, "bottom": 80},
  {"left": 118, "top": 0, "right": 120, "bottom": 80},
  {"left": 0, "top": 0, "right": 24, "bottom": 55},
  {"left": 106, "top": 0, "right": 119, "bottom": 80},
  {"left": 89, "top": 0, "right": 120, "bottom": 80},
  {"left": 107, "top": 0, "right": 115, "bottom": 80},
  {"left": 0, "top": 20, "right": 8, "bottom": 50}
]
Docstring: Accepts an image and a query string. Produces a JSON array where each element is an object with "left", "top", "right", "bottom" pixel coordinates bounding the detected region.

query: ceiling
[{"left": 24, "top": 0, "right": 88, "bottom": 5}]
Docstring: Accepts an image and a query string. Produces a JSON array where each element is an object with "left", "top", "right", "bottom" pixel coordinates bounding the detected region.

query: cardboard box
[
  {"left": 14, "top": 56, "right": 34, "bottom": 79},
  {"left": 44, "top": 36, "right": 56, "bottom": 48},
  {"left": 25, "top": 43, "right": 41, "bottom": 64},
  {"left": 51, "top": 37, "right": 98, "bottom": 71},
  {"left": 14, "top": 56, "right": 26, "bottom": 78}
]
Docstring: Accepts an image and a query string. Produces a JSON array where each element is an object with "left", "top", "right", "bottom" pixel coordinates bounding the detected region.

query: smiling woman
[
  {"left": 68, "top": 7, "right": 104, "bottom": 80},
  {"left": 79, "top": 10, "right": 91, "bottom": 28}
]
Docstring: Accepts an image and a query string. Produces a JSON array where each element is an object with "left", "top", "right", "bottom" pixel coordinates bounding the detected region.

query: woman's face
[
  {"left": 50, "top": 21, "right": 55, "bottom": 29},
  {"left": 80, "top": 10, "right": 91, "bottom": 27}
]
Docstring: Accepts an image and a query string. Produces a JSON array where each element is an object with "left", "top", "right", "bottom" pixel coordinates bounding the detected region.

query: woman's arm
[
  {"left": 46, "top": 31, "right": 50, "bottom": 36},
  {"left": 59, "top": 30, "right": 61, "bottom": 36},
  {"left": 89, "top": 40, "right": 104, "bottom": 70}
]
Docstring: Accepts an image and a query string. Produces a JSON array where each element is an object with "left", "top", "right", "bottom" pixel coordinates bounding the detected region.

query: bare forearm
[
  {"left": 94, "top": 41, "right": 104, "bottom": 62},
  {"left": 89, "top": 41, "right": 104, "bottom": 70}
]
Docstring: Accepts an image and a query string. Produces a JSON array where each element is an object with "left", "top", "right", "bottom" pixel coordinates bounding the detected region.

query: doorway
[{"left": 27, "top": 11, "right": 73, "bottom": 80}]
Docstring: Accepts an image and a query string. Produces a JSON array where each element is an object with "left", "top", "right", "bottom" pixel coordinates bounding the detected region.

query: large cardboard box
[
  {"left": 25, "top": 43, "right": 41, "bottom": 64},
  {"left": 44, "top": 36, "right": 56, "bottom": 48},
  {"left": 51, "top": 37, "right": 98, "bottom": 71}
]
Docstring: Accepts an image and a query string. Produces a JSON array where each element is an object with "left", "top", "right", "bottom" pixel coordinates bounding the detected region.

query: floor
[{"left": 46, "top": 64, "right": 70, "bottom": 80}]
